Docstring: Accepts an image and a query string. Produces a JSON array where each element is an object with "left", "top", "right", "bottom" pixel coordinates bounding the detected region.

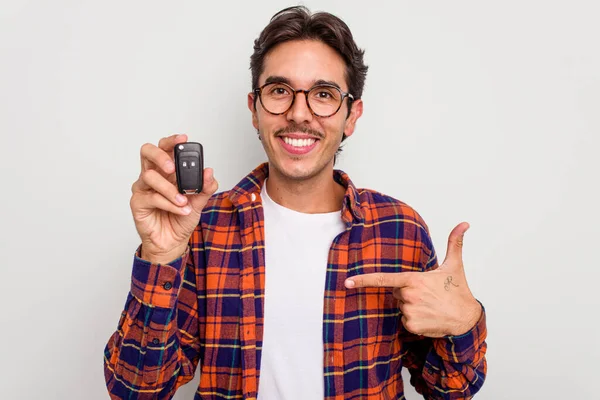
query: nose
[{"left": 286, "top": 90, "right": 313, "bottom": 125}]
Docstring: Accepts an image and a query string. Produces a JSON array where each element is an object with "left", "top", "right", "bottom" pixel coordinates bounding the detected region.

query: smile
[
  {"left": 278, "top": 135, "right": 319, "bottom": 155},
  {"left": 282, "top": 137, "right": 317, "bottom": 147}
]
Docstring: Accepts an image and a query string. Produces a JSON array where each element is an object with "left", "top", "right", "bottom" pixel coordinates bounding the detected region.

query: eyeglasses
[{"left": 253, "top": 82, "right": 354, "bottom": 118}]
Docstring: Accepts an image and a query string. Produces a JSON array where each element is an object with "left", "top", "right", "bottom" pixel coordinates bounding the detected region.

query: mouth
[{"left": 277, "top": 134, "right": 320, "bottom": 155}]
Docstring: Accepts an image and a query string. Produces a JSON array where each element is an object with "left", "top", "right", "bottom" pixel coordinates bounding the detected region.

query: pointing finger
[{"left": 345, "top": 272, "right": 415, "bottom": 289}]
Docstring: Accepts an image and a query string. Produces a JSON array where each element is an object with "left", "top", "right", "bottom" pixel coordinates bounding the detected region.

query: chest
[
  {"left": 198, "top": 216, "right": 423, "bottom": 341},
  {"left": 195, "top": 213, "right": 425, "bottom": 397}
]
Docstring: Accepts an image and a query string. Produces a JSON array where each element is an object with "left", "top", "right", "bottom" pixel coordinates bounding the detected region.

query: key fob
[{"left": 174, "top": 142, "right": 203, "bottom": 194}]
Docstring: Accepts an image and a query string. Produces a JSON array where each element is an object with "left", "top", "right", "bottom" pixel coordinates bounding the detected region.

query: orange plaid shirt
[{"left": 104, "top": 162, "right": 487, "bottom": 399}]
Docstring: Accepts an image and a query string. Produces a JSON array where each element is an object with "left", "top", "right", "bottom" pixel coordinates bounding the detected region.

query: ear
[
  {"left": 248, "top": 92, "right": 259, "bottom": 130},
  {"left": 343, "top": 99, "right": 363, "bottom": 139}
]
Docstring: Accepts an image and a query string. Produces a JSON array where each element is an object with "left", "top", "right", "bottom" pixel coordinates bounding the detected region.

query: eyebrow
[
  {"left": 263, "top": 76, "right": 343, "bottom": 90},
  {"left": 264, "top": 75, "right": 291, "bottom": 85}
]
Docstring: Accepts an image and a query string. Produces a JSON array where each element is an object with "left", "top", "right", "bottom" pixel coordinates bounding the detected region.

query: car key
[{"left": 174, "top": 142, "right": 204, "bottom": 194}]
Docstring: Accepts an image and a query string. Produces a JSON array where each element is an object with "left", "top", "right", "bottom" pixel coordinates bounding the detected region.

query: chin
[{"left": 272, "top": 157, "right": 331, "bottom": 182}]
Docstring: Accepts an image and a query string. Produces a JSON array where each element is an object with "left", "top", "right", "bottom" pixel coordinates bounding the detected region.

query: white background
[{"left": 1, "top": 1, "right": 598, "bottom": 399}]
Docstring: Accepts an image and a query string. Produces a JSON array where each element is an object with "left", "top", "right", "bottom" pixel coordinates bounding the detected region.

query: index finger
[
  {"left": 345, "top": 272, "right": 413, "bottom": 289},
  {"left": 158, "top": 133, "right": 188, "bottom": 152},
  {"left": 140, "top": 134, "right": 189, "bottom": 174},
  {"left": 140, "top": 142, "right": 175, "bottom": 174}
]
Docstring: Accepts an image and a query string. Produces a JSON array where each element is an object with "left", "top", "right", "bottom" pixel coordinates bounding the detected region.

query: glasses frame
[{"left": 253, "top": 81, "right": 355, "bottom": 118}]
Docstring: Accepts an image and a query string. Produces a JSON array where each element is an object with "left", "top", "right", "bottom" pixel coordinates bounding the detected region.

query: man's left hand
[{"left": 344, "top": 222, "right": 482, "bottom": 338}]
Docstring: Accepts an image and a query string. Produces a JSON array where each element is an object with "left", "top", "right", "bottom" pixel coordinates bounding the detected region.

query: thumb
[
  {"left": 440, "top": 221, "right": 469, "bottom": 268},
  {"left": 189, "top": 168, "right": 219, "bottom": 213}
]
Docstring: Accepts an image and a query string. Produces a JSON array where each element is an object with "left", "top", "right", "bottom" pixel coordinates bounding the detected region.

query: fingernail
[
  {"left": 182, "top": 206, "right": 192, "bottom": 214},
  {"left": 165, "top": 160, "right": 175, "bottom": 171},
  {"left": 176, "top": 194, "right": 186, "bottom": 204},
  {"left": 345, "top": 279, "right": 355, "bottom": 288}
]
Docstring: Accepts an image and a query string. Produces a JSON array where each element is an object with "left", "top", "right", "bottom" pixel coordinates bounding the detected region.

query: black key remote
[{"left": 174, "top": 142, "right": 203, "bottom": 194}]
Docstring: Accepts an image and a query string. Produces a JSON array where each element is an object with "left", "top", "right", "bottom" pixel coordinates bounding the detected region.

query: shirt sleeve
[
  {"left": 103, "top": 244, "right": 202, "bottom": 399},
  {"left": 402, "top": 225, "right": 488, "bottom": 400}
]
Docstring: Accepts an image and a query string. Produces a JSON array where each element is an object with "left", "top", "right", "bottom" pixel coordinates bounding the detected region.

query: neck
[{"left": 265, "top": 164, "right": 346, "bottom": 214}]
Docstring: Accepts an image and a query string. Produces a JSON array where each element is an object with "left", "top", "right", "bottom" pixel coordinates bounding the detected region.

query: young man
[{"left": 104, "top": 6, "right": 487, "bottom": 400}]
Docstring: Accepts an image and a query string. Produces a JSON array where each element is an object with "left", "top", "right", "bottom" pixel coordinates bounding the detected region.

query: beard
[{"left": 257, "top": 123, "right": 340, "bottom": 182}]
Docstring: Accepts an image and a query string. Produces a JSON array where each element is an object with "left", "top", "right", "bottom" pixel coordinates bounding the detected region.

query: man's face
[{"left": 248, "top": 39, "right": 363, "bottom": 181}]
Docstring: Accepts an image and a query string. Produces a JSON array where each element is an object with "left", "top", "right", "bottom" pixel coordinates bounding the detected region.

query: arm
[
  {"left": 401, "top": 302, "right": 487, "bottom": 399},
  {"left": 402, "top": 226, "right": 487, "bottom": 399},
  {"left": 105, "top": 133, "right": 218, "bottom": 399},
  {"left": 103, "top": 244, "right": 202, "bottom": 399},
  {"left": 345, "top": 221, "right": 488, "bottom": 398}
]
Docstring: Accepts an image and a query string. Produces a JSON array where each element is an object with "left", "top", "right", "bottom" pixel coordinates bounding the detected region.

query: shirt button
[
  {"left": 330, "top": 356, "right": 334, "bottom": 363},
  {"left": 251, "top": 193, "right": 256, "bottom": 201},
  {"left": 152, "top": 338, "right": 159, "bottom": 345},
  {"left": 163, "top": 282, "right": 172, "bottom": 290}
]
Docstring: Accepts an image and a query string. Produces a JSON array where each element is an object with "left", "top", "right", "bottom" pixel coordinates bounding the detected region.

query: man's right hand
[{"left": 130, "top": 134, "right": 219, "bottom": 264}]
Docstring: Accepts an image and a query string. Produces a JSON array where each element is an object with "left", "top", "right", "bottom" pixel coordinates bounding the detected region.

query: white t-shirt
[{"left": 257, "top": 180, "right": 346, "bottom": 400}]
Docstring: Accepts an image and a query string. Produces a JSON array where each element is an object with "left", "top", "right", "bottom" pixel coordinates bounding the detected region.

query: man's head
[{"left": 248, "top": 6, "right": 368, "bottom": 181}]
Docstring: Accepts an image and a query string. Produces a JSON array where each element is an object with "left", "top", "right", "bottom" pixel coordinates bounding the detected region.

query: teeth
[{"left": 283, "top": 137, "right": 316, "bottom": 147}]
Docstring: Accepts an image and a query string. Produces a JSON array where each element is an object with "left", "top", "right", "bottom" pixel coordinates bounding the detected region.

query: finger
[
  {"left": 400, "top": 315, "right": 414, "bottom": 333},
  {"left": 140, "top": 143, "right": 176, "bottom": 175},
  {"left": 345, "top": 272, "right": 414, "bottom": 289},
  {"left": 187, "top": 168, "right": 219, "bottom": 213},
  {"left": 135, "top": 191, "right": 192, "bottom": 216},
  {"left": 140, "top": 169, "right": 188, "bottom": 207},
  {"left": 158, "top": 133, "right": 188, "bottom": 153},
  {"left": 400, "top": 309, "right": 422, "bottom": 335},
  {"left": 393, "top": 287, "right": 418, "bottom": 305},
  {"left": 441, "top": 221, "right": 470, "bottom": 267},
  {"left": 131, "top": 176, "right": 149, "bottom": 193}
]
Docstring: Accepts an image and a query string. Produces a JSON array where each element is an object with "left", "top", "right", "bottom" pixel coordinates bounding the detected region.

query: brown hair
[{"left": 250, "top": 6, "right": 368, "bottom": 159}]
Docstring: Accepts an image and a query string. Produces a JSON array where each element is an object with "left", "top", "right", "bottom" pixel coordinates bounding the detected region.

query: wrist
[
  {"left": 448, "top": 298, "right": 482, "bottom": 336},
  {"left": 140, "top": 243, "right": 187, "bottom": 265}
]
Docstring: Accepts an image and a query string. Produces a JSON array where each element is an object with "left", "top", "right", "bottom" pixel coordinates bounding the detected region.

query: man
[{"left": 104, "top": 6, "right": 487, "bottom": 400}]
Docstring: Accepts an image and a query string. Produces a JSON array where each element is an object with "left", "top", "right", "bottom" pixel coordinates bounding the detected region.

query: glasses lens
[
  {"left": 308, "top": 86, "right": 342, "bottom": 116},
  {"left": 260, "top": 83, "right": 293, "bottom": 114}
]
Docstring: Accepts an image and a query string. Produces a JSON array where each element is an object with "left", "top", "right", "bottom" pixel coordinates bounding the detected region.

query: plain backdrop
[{"left": 1, "top": 1, "right": 598, "bottom": 399}]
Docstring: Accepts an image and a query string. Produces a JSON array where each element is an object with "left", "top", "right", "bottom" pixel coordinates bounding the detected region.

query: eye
[
  {"left": 267, "top": 84, "right": 290, "bottom": 96},
  {"left": 310, "top": 86, "right": 340, "bottom": 102}
]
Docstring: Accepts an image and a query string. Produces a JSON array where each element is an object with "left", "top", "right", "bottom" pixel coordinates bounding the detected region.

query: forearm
[
  {"left": 407, "top": 303, "right": 488, "bottom": 400},
  {"left": 103, "top": 246, "right": 200, "bottom": 399},
  {"left": 414, "top": 227, "right": 487, "bottom": 398}
]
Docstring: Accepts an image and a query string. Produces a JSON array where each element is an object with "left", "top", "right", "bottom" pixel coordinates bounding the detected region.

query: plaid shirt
[{"left": 104, "top": 162, "right": 487, "bottom": 399}]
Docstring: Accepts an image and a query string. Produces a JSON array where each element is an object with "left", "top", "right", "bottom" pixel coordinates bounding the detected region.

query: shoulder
[
  {"left": 356, "top": 188, "right": 437, "bottom": 269},
  {"left": 356, "top": 188, "right": 431, "bottom": 233}
]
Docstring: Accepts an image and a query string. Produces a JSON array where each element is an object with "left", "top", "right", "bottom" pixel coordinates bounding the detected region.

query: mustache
[{"left": 274, "top": 123, "right": 324, "bottom": 139}]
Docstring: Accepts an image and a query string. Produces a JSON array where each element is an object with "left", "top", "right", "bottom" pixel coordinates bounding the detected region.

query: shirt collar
[{"left": 228, "top": 162, "right": 364, "bottom": 226}]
